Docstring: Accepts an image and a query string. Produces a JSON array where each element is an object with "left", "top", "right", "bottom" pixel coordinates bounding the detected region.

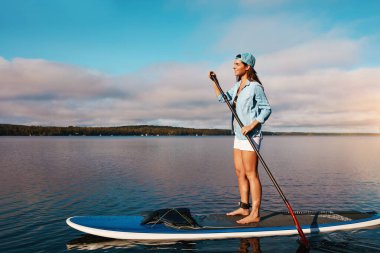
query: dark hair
[{"left": 236, "top": 62, "right": 262, "bottom": 85}]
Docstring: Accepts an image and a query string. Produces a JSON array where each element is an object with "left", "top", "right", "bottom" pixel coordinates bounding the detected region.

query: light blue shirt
[{"left": 218, "top": 81, "right": 271, "bottom": 140}]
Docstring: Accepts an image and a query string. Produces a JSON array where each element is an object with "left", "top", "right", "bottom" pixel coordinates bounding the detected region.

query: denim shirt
[{"left": 218, "top": 81, "right": 271, "bottom": 140}]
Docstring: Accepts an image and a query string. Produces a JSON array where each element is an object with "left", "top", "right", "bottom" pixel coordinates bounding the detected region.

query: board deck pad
[
  {"left": 195, "top": 211, "right": 373, "bottom": 229},
  {"left": 67, "top": 211, "right": 380, "bottom": 241}
]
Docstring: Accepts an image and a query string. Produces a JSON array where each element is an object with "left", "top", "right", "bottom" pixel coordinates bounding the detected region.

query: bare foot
[
  {"left": 236, "top": 214, "right": 260, "bottom": 224},
  {"left": 226, "top": 208, "right": 250, "bottom": 216}
]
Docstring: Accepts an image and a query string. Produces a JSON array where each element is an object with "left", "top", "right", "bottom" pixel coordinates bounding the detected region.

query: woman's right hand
[
  {"left": 209, "top": 71, "right": 221, "bottom": 97},
  {"left": 208, "top": 71, "right": 220, "bottom": 96},
  {"left": 209, "top": 71, "right": 216, "bottom": 81}
]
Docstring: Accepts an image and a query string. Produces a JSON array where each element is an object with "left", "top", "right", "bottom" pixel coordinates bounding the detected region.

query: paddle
[{"left": 209, "top": 72, "right": 310, "bottom": 248}]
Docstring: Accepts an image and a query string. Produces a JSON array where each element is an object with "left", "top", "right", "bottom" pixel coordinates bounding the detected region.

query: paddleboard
[{"left": 66, "top": 210, "right": 380, "bottom": 240}]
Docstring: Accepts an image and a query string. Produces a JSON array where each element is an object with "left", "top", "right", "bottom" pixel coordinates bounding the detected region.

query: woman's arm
[
  {"left": 241, "top": 85, "right": 271, "bottom": 135},
  {"left": 255, "top": 85, "right": 271, "bottom": 124},
  {"left": 209, "top": 71, "right": 235, "bottom": 103}
]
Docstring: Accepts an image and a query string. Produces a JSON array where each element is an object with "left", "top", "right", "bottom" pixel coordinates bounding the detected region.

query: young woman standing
[{"left": 209, "top": 53, "right": 271, "bottom": 224}]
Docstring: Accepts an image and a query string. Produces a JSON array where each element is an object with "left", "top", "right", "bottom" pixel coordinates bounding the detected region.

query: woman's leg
[
  {"left": 237, "top": 150, "right": 261, "bottom": 224},
  {"left": 226, "top": 148, "right": 250, "bottom": 216}
]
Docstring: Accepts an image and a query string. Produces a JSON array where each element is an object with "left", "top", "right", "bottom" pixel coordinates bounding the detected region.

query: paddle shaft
[{"left": 210, "top": 73, "right": 310, "bottom": 248}]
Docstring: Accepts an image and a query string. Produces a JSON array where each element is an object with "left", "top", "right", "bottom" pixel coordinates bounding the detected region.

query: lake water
[{"left": 0, "top": 136, "right": 379, "bottom": 252}]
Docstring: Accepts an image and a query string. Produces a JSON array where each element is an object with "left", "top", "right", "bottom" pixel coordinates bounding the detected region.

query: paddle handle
[{"left": 209, "top": 72, "right": 310, "bottom": 248}]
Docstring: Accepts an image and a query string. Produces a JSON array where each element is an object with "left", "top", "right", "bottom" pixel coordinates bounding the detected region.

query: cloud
[
  {"left": 0, "top": 57, "right": 128, "bottom": 101},
  {"left": 0, "top": 10, "right": 379, "bottom": 133},
  {"left": 0, "top": 56, "right": 231, "bottom": 128},
  {"left": 215, "top": 15, "right": 319, "bottom": 55},
  {"left": 214, "top": 12, "right": 367, "bottom": 71},
  {"left": 1, "top": 54, "right": 379, "bottom": 133},
  {"left": 264, "top": 67, "right": 380, "bottom": 132},
  {"left": 258, "top": 38, "right": 364, "bottom": 75}
]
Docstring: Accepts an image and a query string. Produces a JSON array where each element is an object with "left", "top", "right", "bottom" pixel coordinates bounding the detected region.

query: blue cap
[{"left": 235, "top": 53, "right": 255, "bottom": 68}]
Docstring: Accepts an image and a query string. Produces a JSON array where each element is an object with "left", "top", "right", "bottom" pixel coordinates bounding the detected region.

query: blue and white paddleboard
[{"left": 67, "top": 211, "right": 380, "bottom": 240}]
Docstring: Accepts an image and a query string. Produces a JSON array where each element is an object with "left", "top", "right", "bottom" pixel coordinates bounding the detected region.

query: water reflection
[
  {"left": 238, "top": 238, "right": 262, "bottom": 253},
  {"left": 67, "top": 235, "right": 136, "bottom": 250},
  {"left": 67, "top": 235, "right": 197, "bottom": 251},
  {"left": 66, "top": 233, "right": 380, "bottom": 252},
  {"left": 309, "top": 231, "right": 380, "bottom": 253},
  {"left": 66, "top": 235, "right": 311, "bottom": 253}
]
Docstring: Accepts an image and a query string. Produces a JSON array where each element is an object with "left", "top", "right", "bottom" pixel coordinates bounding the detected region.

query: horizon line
[{"left": 1, "top": 123, "right": 379, "bottom": 135}]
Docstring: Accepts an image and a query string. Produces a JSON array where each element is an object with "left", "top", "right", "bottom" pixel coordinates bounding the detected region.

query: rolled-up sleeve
[
  {"left": 218, "top": 86, "right": 235, "bottom": 103},
  {"left": 255, "top": 85, "right": 271, "bottom": 124}
]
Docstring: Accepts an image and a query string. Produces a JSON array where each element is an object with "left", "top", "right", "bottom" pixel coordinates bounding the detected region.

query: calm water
[{"left": 0, "top": 136, "right": 379, "bottom": 252}]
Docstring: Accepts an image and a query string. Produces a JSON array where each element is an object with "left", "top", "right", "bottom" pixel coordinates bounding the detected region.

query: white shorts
[{"left": 233, "top": 136, "right": 262, "bottom": 152}]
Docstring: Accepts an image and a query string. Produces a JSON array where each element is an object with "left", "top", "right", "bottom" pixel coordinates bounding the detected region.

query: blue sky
[{"left": 1, "top": 0, "right": 380, "bottom": 132}]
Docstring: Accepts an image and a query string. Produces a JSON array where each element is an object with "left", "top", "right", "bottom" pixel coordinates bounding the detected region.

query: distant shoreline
[{"left": 0, "top": 124, "right": 379, "bottom": 136}]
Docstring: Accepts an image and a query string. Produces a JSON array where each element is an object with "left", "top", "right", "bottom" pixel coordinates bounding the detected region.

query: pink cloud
[{"left": 0, "top": 52, "right": 379, "bottom": 132}]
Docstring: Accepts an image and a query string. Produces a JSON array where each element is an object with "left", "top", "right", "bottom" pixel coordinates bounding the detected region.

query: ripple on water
[{"left": 0, "top": 136, "right": 380, "bottom": 252}]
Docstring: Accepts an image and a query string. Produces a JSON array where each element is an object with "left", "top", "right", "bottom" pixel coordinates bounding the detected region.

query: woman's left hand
[
  {"left": 241, "top": 121, "right": 259, "bottom": 135},
  {"left": 241, "top": 125, "right": 254, "bottom": 135}
]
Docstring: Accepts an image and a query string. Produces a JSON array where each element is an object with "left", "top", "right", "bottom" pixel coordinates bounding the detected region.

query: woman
[{"left": 209, "top": 53, "right": 271, "bottom": 224}]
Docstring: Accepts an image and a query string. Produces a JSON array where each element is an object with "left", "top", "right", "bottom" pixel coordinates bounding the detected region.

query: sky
[{"left": 1, "top": 0, "right": 380, "bottom": 133}]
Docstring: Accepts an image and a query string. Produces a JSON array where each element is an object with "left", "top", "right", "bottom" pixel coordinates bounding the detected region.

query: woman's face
[{"left": 233, "top": 60, "right": 249, "bottom": 77}]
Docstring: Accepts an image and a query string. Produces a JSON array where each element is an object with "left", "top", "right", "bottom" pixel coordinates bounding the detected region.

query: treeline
[
  {"left": 0, "top": 124, "right": 232, "bottom": 136},
  {"left": 265, "top": 131, "right": 380, "bottom": 136},
  {"left": 1, "top": 124, "right": 378, "bottom": 136}
]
